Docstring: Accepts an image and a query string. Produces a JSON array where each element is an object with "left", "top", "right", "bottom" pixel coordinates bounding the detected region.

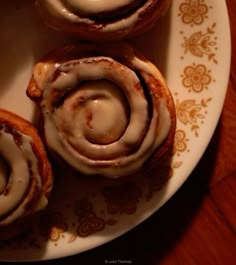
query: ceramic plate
[{"left": 0, "top": 0, "right": 231, "bottom": 261}]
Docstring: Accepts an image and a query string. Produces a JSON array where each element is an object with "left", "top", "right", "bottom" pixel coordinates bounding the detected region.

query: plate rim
[{"left": 0, "top": 0, "right": 231, "bottom": 261}]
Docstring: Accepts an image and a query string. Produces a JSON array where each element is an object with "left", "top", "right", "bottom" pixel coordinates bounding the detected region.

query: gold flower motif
[
  {"left": 176, "top": 98, "right": 212, "bottom": 137},
  {"left": 174, "top": 129, "right": 188, "bottom": 154},
  {"left": 181, "top": 23, "right": 218, "bottom": 64},
  {"left": 76, "top": 215, "right": 105, "bottom": 237},
  {"left": 182, "top": 64, "right": 212, "bottom": 92},
  {"left": 75, "top": 198, "right": 106, "bottom": 237},
  {"left": 179, "top": 0, "right": 209, "bottom": 25}
]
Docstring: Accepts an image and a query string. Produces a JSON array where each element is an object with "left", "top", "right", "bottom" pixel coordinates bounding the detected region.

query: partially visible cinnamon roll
[
  {"left": 0, "top": 109, "right": 53, "bottom": 240},
  {"left": 35, "top": 0, "right": 171, "bottom": 41},
  {"left": 27, "top": 42, "right": 176, "bottom": 178}
]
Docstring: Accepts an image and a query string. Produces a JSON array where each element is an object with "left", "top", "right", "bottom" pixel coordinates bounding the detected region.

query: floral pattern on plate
[
  {"left": 181, "top": 23, "right": 218, "bottom": 63},
  {"left": 0, "top": 0, "right": 230, "bottom": 261},
  {"left": 179, "top": 0, "right": 212, "bottom": 26},
  {"left": 181, "top": 63, "right": 213, "bottom": 92}
]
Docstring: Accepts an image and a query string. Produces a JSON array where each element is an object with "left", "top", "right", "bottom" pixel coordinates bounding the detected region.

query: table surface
[{"left": 9, "top": 0, "right": 236, "bottom": 264}]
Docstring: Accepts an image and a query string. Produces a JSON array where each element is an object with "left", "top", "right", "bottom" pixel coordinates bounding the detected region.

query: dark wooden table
[{"left": 9, "top": 0, "right": 236, "bottom": 264}]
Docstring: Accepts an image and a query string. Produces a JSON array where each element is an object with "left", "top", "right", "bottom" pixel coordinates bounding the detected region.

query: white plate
[{"left": 0, "top": 0, "right": 231, "bottom": 261}]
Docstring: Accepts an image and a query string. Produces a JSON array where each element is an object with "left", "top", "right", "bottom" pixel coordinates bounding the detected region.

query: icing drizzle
[
  {"left": 0, "top": 126, "right": 47, "bottom": 225},
  {"left": 36, "top": 0, "right": 153, "bottom": 33},
  {"left": 63, "top": 0, "right": 138, "bottom": 15},
  {"left": 31, "top": 43, "right": 172, "bottom": 178}
]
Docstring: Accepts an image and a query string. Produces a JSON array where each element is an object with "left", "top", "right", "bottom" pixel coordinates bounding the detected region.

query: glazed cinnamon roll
[
  {"left": 0, "top": 109, "right": 53, "bottom": 239},
  {"left": 35, "top": 0, "right": 171, "bottom": 40},
  {"left": 27, "top": 42, "right": 175, "bottom": 178}
]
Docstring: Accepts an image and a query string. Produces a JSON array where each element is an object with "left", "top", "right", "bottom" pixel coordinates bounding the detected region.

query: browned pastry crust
[
  {"left": 0, "top": 108, "right": 53, "bottom": 240},
  {"left": 36, "top": 0, "right": 171, "bottom": 41},
  {"left": 27, "top": 42, "right": 176, "bottom": 179}
]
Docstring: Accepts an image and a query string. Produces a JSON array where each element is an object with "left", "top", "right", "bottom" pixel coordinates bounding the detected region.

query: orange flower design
[
  {"left": 176, "top": 98, "right": 212, "bottom": 137},
  {"left": 181, "top": 23, "right": 218, "bottom": 64},
  {"left": 174, "top": 129, "right": 188, "bottom": 154},
  {"left": 179, "top": 0, "right": 208, "bottom": 25},
  {"left": 76, "top": 214, "right": 105, "bottom": 237},
  {"left": 103, "top": 182, "right": 142, "bottom": 214},
  {"left": 75, "top": 198, "right": 105, "bottom": 237},
  {"left": 182, "top": 64, "right": 212, "bottom": 92}
]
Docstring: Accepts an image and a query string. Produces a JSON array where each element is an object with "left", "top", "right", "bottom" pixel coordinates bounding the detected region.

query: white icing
[
  {"left": 63, "top": 0, "right": 136, "bottom": 15},
  {"left": 62, "top": 79, "right": 129, "bottom": 145},
  {"left": 33, "top": 44, "right": 172, "bottom": 178},
  {"left": 43, "top": 57, "right": 148, "bottom": 161},
  {"left": 36, "top": 0, "right": 152, "bottom": 33},
  {"left": 0, "top": 133, "right": 30, "bottom": 220},
  {"left": 0, "top": 128, "right": 47, "bottom": 225}
]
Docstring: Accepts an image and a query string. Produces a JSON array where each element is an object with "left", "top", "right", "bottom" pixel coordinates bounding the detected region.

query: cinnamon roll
[
  {"left": 35, "top": 0, "right": 171, "bottom": 40},
  {"left": 26, "top": 42, "right": 176, "bottom": 178},
  {"left": 0, "top": 109, "right": 53, "bottom": 240}
]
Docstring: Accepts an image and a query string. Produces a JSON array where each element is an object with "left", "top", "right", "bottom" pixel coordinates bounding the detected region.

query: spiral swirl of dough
[
  {"left": 27, "top": 43, "right": 175, "bottom": 178},
  {"left": 0, "top": 110, "right": 53, "bottom": 227}
]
